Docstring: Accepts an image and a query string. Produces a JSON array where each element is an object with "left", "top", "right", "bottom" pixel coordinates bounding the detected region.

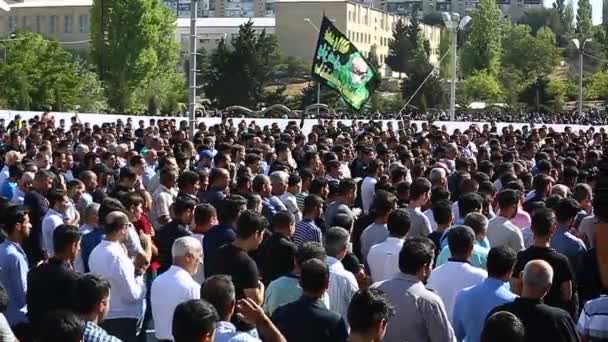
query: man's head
[
  {"left": 193, "top": 203, "right": 217, "bottom": 233},
  {"left": 172, "top": 300, "right": 217, "bottom": 342},
  {"left": 47, "top": 188, "right": 70, "bottom": 214},
  {"left": 486, "top": 246, "right": 517, "bottom": 280},
  {"left": 347, "top": 289, "right": 395, "bottom": 340},
  {"left": 235, "top": 210, "right": 267, "bottom": 251},
  {"left": 555, "top": 198, "right": 579, "bottom": 226},
  {"left": 39, "top": 311, "right": 85, "bottom": 342},
  {"left": 338, "top": 178, "right": 358, "bottom": 205},
  {"left": 178, "top": 170, "right": 201, "bottom": 195},
  {"left": 300, "top": 258, "right": 330, "bottom": 298},
  {"left": 521, "top": 259, "right": 554, "bottom": 300},
  {"left": 303, "top": 194, "right": 324, "bottom": 219},
  {"left": 398, "top": 237, "right": 435, "bottom": 281},
  {"left": 269, "top": 171, "right": 289, "bottom": 196},
  {"left": 159, "top": 167, "right": 179, "bottom": 189},
  {"left": 296, "top": 242, "right": 327, "bottom": 269},
  {"left": 458, "top": 192, "right": 483, "bottom": 218},
  {"left": 53, "top": 225, "right": 81, "bottom": 260},
  {"left": 173, "top": 236, "right": 203, "bottom": 275},
  {"left": 104, "top": 211, "right": 130, "bottom": 240},
  {"left": 387, "top": 208, "right": 411, "bottom": 239},
  {"left": 272, "top": 210, "right": 296, "bottom": 237},
  {"left": 463, "top": 212, "right": 488, "bottom": 241},
  {"left": 530, "top": 207, "right": 557, "bottom": 238},
  {"left": 209, "top": 168, "right": 230, "bottom": 190},
  {"left": 84, "top": 203, "right": 100, "bottom": 227},
  {"left": 34, "top": 170, "right": 54, "bottom": 194},
  {"left": 217, "top": 195, "right": 247, "bottom": 225},
  {"left": 4, "top": 205, "right": 31, "bottom": 241},
  {"left": 200, "top": 275, "right": 235, "bottom": 321},
  {"left": 447, "top": 225, "right": 475, "bottom": 260},
  {"left": 323, "top": 227, "right": 350, "bottom": 260},
  {"left": 74, "top": 274, "right": 111, "bottom": 322},
  {"left": 481, "top": 311, "right": 525, "bottom": 342},
  {"left": 66, "top": 179, "right": 85, "bottom": 202},
  {"left": 409, "top": 178, "right": 431, "bottom": 206},
  {"left": 174, "top": 195, "right": 198, "bottom": 225},
  {"left": 432, "top": 200, "right": 453, "bottom": 227}
]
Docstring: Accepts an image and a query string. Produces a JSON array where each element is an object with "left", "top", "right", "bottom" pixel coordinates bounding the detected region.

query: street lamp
[
  {"left": 442, "top": 12, "right": 471, "bottom": 121},
  {"left": 572, "top": 38, "right": 592, "bottom": 116}
]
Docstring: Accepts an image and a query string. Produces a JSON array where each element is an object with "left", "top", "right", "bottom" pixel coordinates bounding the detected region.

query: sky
[{"left": 543, "top": 0, "right": 603, "bottom": 25}]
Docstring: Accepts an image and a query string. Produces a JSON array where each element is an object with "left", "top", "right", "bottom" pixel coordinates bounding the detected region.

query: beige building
[
  {"left": 0, "top": 0, "right": 91, "bottom": 49},
  {"left": 274, "top": 0, "right": 441, "bottom": 76}
]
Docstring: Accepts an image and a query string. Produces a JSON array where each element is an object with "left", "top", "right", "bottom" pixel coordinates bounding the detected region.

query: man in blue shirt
[
  {"left": 453, "top": 246, "right": 518, "bottom": 342},
  {"left": 550, "top": 198, "right": 587, "bottom": 271},
  {"left": 0, "top": 165, "right": 21, "bottom": 200},
  {"left": 0, "top": 206, "right": 31, "bottom": 327}
]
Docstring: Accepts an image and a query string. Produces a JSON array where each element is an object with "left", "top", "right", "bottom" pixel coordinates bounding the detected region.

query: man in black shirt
[
  {"left": 206, "top": 210, "right": 267, "bottom": 330},
  {"left": 511, "top": 208, "right": 575, "bottom": 316},
  {"left": 491, "top": 260, "right": 580, "bottom": 342},
  {"left": 155, "top": 196, "right": 197, "bottom": 273},
  {"left": 257, "top": 211, "right": 297, "bottom": 285},
  {"left": 272, "top": 259, "right": 348, "bottom": 342},
  {"left": 27, "top": 225, "right": 80, "bottom": 331},
  {"left": 23, "top": 170, "right": 54, "bottom": 266}
]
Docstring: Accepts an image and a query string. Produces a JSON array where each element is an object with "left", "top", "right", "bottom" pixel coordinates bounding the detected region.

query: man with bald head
[{"left": 490, "top": 260, "right": 580, "bottom": 342}]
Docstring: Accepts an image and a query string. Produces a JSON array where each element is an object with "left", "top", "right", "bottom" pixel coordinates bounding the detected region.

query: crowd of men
[{"left": 0, "top": 112, "right": 604, "bottom": 342}]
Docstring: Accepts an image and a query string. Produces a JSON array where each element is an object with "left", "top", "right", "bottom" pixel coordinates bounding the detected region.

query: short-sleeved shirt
[
  {"left": 256, "top": 233, "right": 297, "bottom": 286},
  {"left": 513, "top": 246, "right": 574, "bottom": 313},
  {"left": 577, "top": 295, "right": 608, "bottom": 341},
  {"left": 206, "top": 244, "right": 260, "bottom": 300}
]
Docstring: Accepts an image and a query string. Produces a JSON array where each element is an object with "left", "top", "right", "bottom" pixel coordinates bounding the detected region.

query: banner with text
[{"left": 311, "top": 16, "right": 380, "bottom": 110}]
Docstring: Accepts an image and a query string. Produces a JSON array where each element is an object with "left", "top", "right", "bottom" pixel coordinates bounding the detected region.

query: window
[
  {"left": 64, "top": 15, "right": 73, "bottom": 33},
  {"left": 8, "top": 16, "right": 17, "bottom": 32},
  {"left": 50, "top": 15, "right": 57, "bottom": 33},
  {"left": 36, "top": 16, "right": 44, "bottom": 33},
  {"left": 79, "top": 15, "right": 88, "bottom": 33}
]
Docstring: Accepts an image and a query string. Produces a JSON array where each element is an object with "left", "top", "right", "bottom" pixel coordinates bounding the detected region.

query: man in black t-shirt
[
  {"left": 511, "top": 208, "right": 576, "bottom": 316},
  {"left": 206, "top": 210, "right": 267, "bottom": 331},
  {"left": 257, "top": 211, "right": 297, "bottom": 286}
]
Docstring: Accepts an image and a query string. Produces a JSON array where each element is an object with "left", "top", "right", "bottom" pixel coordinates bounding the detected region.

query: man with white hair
[
  {"left": 490, "top": 260, "right": 580, "bottom": 342},
  {"left": 10, "top": 171, "right": 34, "bottom": 205},
  {"left": 151, "top": 236, "right": 202, "bottom": 341},
  {"left": 269, "top": 171, "right": 288, "bottom": 214},
  {"left": 429, "top": 168, "right": 448, "bottom": 190},
  {"left": 0, "top": 151, "right": 21, "bottom": 187}
]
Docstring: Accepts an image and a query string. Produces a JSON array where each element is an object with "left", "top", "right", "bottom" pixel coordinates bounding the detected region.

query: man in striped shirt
[
  {"left": 577, "top": 294, "right": 608, "bottom": 341},
  {"left": 293, "top": 194, "right": 324, "bottom": 247}
]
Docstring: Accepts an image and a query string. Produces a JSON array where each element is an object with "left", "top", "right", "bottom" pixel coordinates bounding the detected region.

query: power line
[
  {"left": 583, "top": 52, "right": 608, "bottom": 64},
  {"left": 399, "top": 49, "right": 450, "bottom": 114}
]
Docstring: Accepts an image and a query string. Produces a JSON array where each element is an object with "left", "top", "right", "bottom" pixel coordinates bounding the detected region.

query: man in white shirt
[
  {"left": 151, "top": 236, "right": 203, "bottom": 341},
  {"left": 487, "top": 190, "right": 525, "bottom": 252},
  {"left": 279, "top": 173, "right": 302, "bottom": 223},
  {"left": 427, "top": 226, "right": 487, "bottom": 322},
  {"left": 88, "top": 211, "right": 148, "bottom": 342},
  {"left": 41, "top": 188, "right": 70, "bottom": 258},
  {"left": 361, "top": 159, "right": 384, "bottom": 215},
  {"left": 151, "top": 167, "right": 179, "bottom": 230},
  {"left": 324, "top": 227, "right": 359, "bottom": 318},
  {"left": 367, "top": 209, "right": 410, "bottom": 283}
]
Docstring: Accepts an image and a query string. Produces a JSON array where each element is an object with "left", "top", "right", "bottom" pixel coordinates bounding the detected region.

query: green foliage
[
  {"left": 367, "top": 45, "right": 381, "bottom": 73},
  {"left": 460, "top": 0, "right": 502, "bottom": 76},
  {"left": 274, "top": 55, "right": 309, "bottom": 78},
  {"left": 0, "top": 32, "right": 106, "bottom": 112},
  {"left": 370, "top": 94, "right": 403, "bottom": 112},
  {"left": 463, "top": 69, "right": 502, "bottom": 102},
  {"left": 386, "top": 18, "right": 420, "bottom": 77},
  {"left": 585, "top": 71, "right": 608, "bottom": 101},
  {"left": 576, "top": 0, "right": 592, "bottom": 39},
  {"left": 91, "top": 0, "right": 184, "bottom": 113},
  {"left": 519, "top": 8, "right": 563, "bottom": 36},
  {"left": 205, "top": 21, "right": 280, "bottom": 108},
  {"left": 546, "top": 79, "right": 573, "bottom": 110}
]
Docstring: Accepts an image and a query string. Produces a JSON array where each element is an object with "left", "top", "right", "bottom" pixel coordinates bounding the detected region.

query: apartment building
[
  {"left": 163, "top": 0, "right": 273, "bottom": 18},
  {"left": 274, "top": 0, "right": 441, "bottom": 76}
]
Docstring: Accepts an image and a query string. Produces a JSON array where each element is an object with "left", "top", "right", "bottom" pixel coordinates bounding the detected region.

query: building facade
[
  {"left": 0, "top": 0, "right": 91, "bottom": 49},
  {"left": 163, "top": 0, "right": 274, "bottom": 18},
  {"left": 274, "top": 0, "right": 441, "bottom": 76}
]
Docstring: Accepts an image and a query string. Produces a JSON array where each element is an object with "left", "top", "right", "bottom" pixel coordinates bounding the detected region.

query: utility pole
[
  {"left": 572, "top": 38, "right": 592, "bottom": 116},
  {"left": 189, "top": 0, "right": 198, "bottom": 138}
]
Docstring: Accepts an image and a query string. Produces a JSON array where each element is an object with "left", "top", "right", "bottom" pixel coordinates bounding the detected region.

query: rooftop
[
  {"left": 7, "top": 0, "right": 92, "bottom": 7},
  {"left": 176, "top": 17, "right": 275, "bottom": 28}
]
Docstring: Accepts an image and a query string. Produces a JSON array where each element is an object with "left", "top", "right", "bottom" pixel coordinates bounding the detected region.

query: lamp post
[
  {"left": 442, "top": 12, "right": 471, "bottom": 121},
  {"left": 304, "top": 18, "right": 321, "bottom": 110},
  {"left": 188, "top": 0, "right": 199, "bottom": 138},
  {"left": 572, "top": 38, "right": 592, "bottom": 116}
]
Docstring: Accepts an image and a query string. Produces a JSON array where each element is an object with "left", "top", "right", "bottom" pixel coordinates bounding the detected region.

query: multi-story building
[
  {"left": 163, "top": 0, "right": 273, "bottom": 18},
  {"left": 0, "top": 0, "right": 91, "bottom": 49},
  {"left": 274, "top": 0, "right": 441, "bottom": 76}
]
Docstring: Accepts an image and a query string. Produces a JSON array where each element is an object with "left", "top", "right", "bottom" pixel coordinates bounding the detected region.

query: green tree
[
  {"left": 564, "top": 0, "right": 575, "bottom": 35},
  {"left": 386, "top": 19, "right": 411, "bottom": 78},
  {"left": 461, "top": 0, "right": 502, "bottom": 76},
  {"left": 576, "top": 0, "right": 592, "bottom": 39},
  {"left": 463, "top": 69, "right": 502, "bottom": 102},
  {"left": 368, "top": 45, "right": 381, "bottom": 72},
  {"left": 519, "top": 8, "right": 563, "bottom": 36},
  {"left": 546, "top": 79, "right": 572, "bottom": 110},
  {"left": 0, "top": 32, "right": 106, "bottom": 112},
  {"left": 204, "top": 21, "right": 279, "bottom": 108},
  {"left": 585, "top": 71, "right": 608, "bottom": 100},
  {"left": 91, "top": 0, "right": 184, "bottom": 112}
]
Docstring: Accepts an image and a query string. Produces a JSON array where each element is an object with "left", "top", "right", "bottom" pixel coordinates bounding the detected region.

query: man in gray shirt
[
  {"left": 359, "top": 190, "right": 396, "bottom": 264},
  {"left": 325, "top": 179, "right": 357, "bottom": 227},
  {"left": 373, "top": 237, "right": 455, "bottom": 342},
  {"left": 406, "top": 178, "right": 433, "bottom": 238}
]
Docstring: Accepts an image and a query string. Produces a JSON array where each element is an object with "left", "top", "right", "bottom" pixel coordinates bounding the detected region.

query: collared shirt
[
  {"left": 293, "top": 219, "right": 322, "bottom": 247},
  {"left": 406, "top": 207, "right": 433, "bottom": 238},
  {"left": 0, "top": 240, "right": 28, "bottom": 326},
  {"left": 577, "top": 295, "right": 608, "bottom": 341},
  {"left": 83, "top": 321, "right": 122, "bottom": 342},
  {"left": 10, "top": 187, "right": 24, "bottom": 205},
  {"left": 367, "top": 237, "right": 404, "bottom": 283},
  {"left": 142, "top": 165, "right": 156, "bottom": 192},
  {"left": 41, "top": 208, "right": 65, "bottom": 257},
  {"left": 326, "top": 256, "right": 358, "bottom": 319},
  {"left": 263, "top": 274, "right": 330, "bottom": 316},
  {"left": 214, "top": 321, "right": 260, "bottom": 342},
  {"left": 579, "top": 215, "right": 597, "bottom": 249},
  {"left": 280, "top": 192, "right": 302, "bottom": 223},
  {"left": 373, "top": 273, "right": 456, "bottom": 342},
  {"left": 361, "top": 176, "right": 377, "bottom": 214},
  {"left": 324, "top": 200, "right": 353, "bottom": 228},
  {"left": 151, "top": 184, "right": 178, "bottom": 230},
  {"left": 423, "top": 208, "right": 438, "bottom": 231},
  {"left": 151, "top": 265, "right": 200, "bottom": 340},
  {"left": 295, "top": 192, "right": 308, "bottom": 212},
  {"left": 436, "top": 242, "right": 490, "bottom": 270},
  {"left": 0, "top": 181, "right": 16, "bottom": 200},
  {"left": 427, "top": 260, "right": 488, "bottom": 322},
  {"left": 359, "top": 222, "right": 388, "bottom": 264},
  {"left": 551, "top": 224, "right": 587, "bottom": 270},
  {"left": 453, "top": 277, "right": 517, "bottom": 342},
  {"left": 486, "top": 216, "right": 525, "bottom": 252},
  {"left": 88, "top": 240, "right": 146, "bottom": 320}
]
